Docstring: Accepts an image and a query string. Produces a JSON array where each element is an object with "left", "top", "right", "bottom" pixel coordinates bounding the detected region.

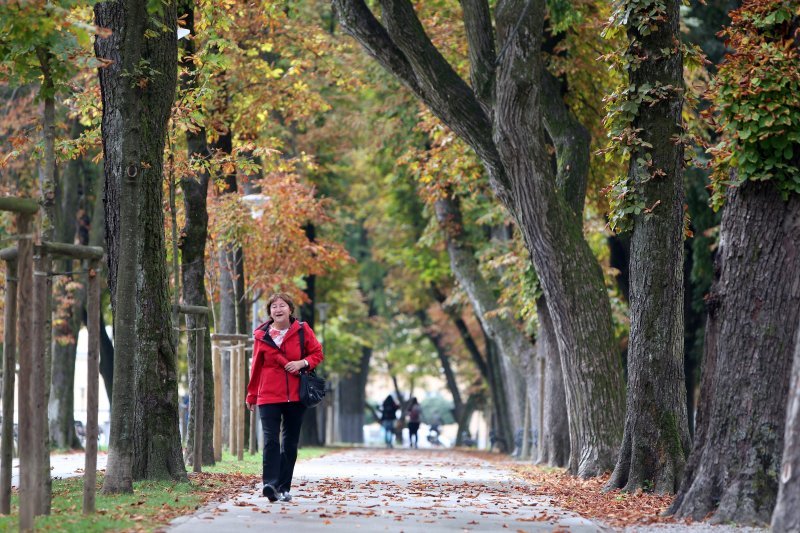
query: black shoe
[
  {"left": 278, "top": 492, "right": 292, "bottom": 502},
  {"left": 262, "top": 483, "right": 278, "bottom": 502}
]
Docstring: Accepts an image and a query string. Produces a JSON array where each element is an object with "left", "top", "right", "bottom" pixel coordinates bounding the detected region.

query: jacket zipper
[{"left": 285, "top": 369, "right": 290, "bottom": 402}]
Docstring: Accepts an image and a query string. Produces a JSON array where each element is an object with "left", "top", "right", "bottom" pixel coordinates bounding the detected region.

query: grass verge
[{"left": 0, "top": 446, "right": 329, "bottom": 532}]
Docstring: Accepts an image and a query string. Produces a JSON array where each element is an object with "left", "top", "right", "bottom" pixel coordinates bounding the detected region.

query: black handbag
[{"left": 297, "top": 322, "right": 326, "bottom": 408}]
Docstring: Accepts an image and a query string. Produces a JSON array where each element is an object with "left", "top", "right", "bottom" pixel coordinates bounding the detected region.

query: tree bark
[
  {"left": 535, "top": 297, "right": 569, "bottom": 466},
  {"left": 772, "top": 324, "right": 800, "bottom": 532},
  {"left": 669, "top": 183, "right": 800, "bottom": 524},
  {"left": 49, "top": 119, "right": 86, "bottom": 450},
  {"left": 337, "top": 347, "right": 371, "bottom": 443},
  {"left": 34, "top": 47, "right": 57, "bottom": 515},
  {"left": 95, "top": 0, "right": 186, "bottom": 490},
  {"left": 607, "top": 0, "right": 690, "bottom": 493},
  {"left": 333, "top": 0, "right": 625, "bottom": 475},
  {"left": 179, "top": 0, "right": 215, "bottom": 467}
]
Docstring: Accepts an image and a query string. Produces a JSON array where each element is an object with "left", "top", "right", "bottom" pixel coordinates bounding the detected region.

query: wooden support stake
[
  {"left": 237, "top": 345, "right": 245, "bottom": 461},
  {"left": 192, "top": 317, "right": 205, "bottom": 473},
  {"left": 229, "top": 346, "right": 237, "bottom": 454},
  {"left": 0, "top": 257, "right": 18, "bottom": 514},
  {"left": 16, "top": 214, "right": 34, "bottom": 532},
  {"left": 83, "top": 262, "right": 100, "bottom": 513},
  {"left": 249, "top": 353, "right": 257, "bottom": 455},
  {"left": 30, "top": 246, "right": 51, "bottom": 517},
  {"left": 212, "top": 343, "right": 222, "bottom": 462}
]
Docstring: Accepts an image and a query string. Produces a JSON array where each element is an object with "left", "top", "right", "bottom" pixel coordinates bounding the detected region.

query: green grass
[
  {"left": 204, "top": 446, "right": 328, "bottom": 476},
  {"left": 0, "top": 446, "right": 329, "bottom": 532}
]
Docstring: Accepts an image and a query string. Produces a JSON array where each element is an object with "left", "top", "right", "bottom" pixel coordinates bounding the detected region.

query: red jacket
[{"left": 247, "top": 318, "right": 324, "bottom": 405}]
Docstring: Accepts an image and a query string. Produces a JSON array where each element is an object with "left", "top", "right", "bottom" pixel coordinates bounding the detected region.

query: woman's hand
[
  {"left": 284, "top": 360, "right": 307, "bottom": 374},
  {"left": 246, "top": 402, "right": 255, "bottom": 412}
]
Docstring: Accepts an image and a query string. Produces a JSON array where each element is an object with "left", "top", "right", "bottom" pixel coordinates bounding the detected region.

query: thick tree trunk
[
  {"left": 772, "top": 325, "right": 800, "bottom": 532},
  {"left": 669, "top": 183, "right": 800, "bottom": 524},
  {"left": 608, "top": 0, "right": 690, "bottom": 493},
  {"left": 95, "top": 0, "right": 186, "bottom": 490},
  {"left": 535, "top": 297, "right": 569, "bottom": 466},
  {"left": 493, "top": 4, "right": 625, "bottom": 476},
  {"left": 334, "top": 0, "right": 625, "bottom": 475},
  {"left": 179, "top": 0, "right": 215, "bottom": 466}
]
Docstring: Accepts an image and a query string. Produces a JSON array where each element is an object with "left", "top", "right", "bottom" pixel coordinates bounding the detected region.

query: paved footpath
[{"left": 169, "top": 448, "right": 605, "bottom": 532}]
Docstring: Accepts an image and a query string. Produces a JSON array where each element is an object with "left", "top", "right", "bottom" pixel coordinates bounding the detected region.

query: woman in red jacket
[{"left": 246, "top": 293, "right": 324, "bottom": 502}]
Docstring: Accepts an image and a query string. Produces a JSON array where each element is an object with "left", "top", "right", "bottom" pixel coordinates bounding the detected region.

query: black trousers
[{"left": 259, "top": 402, "right": 307, "bottom": 493}]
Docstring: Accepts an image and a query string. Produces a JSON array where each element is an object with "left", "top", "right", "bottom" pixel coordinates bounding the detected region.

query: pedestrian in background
[
  {"left": 407, "top": 397, "right": 422, "bottom": 448},
  {"left": 380, "top": 395, "right": 399, "bottom": 448}
]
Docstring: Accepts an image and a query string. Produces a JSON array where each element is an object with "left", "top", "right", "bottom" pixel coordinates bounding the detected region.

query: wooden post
[
  {"left": 16, "top": 214, "right": 35, "bottom": 532},
  {"left": 229, "top": 345, "right": 237, "bottom": 454},
  {"left": 30, "top": 245, "right": 50, "bottom": 516},
  {"left": 83, "top": 261, "right": 100, "bottom": 513},
  {"left": 249, "top": 352, "right": 257, "bottom": 455},
  {"left": 0, "top": 256, "right": 18, "bottom": 514},
  {"left": 212, "top": 343, "right": 222, "bottom": 462},
  {"left": 192, "top": 316, "right": 205, "bottom": 473},
  {"left": 237, "top": 344, "right": 245, "bottom": 461}
]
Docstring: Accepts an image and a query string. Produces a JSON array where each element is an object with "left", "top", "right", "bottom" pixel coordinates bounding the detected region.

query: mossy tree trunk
[
  {"left": 95, "top": 0, "right": 186, "bottom": 491},
  {"left": 607, "top": 0, "right": 690, "bottom": 494},
  {"left": 669, "top": 182, "right": 800, "bottom": 524}
]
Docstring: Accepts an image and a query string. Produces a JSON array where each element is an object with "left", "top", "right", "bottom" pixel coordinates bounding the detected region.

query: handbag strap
[{"left": 298, "top": 320, "right": 305, "bottom": 358}]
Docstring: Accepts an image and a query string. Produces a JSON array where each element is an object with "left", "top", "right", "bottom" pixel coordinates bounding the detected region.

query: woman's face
[{"left": 270, "top": 298, "right": 291, "bottom": 322}]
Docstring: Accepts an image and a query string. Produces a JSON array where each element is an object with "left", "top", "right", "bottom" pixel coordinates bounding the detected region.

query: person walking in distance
[
  {"left": 380, "top": 395, "right": 399, "bottom": 448},
  {"left": 406, "top": 397, "right": 422, "bottom": 448},
  {"left": 246, "top": 293, "right": 324, "bottom": 502}
]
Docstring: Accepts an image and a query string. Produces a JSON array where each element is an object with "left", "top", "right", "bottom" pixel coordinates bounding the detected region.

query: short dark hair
[{"left": 266, "top": 293, "right": 295, "bottom": 317}]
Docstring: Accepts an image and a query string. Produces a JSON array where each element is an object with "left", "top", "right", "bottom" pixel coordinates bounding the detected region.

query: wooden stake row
[
  {"left": 0, "top": 198, "right": 104, "bottom": 530},
  {"left": 210, "top": 335, "right": 252, "bottom": 461}
]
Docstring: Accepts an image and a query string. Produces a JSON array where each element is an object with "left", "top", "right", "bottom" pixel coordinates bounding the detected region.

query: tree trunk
[
  {"left": 669, "top": 183, "right": 800, "bottom": 524},
  {"left": 95, "top": 0, "right": 185, "bottom": 490},
  {"left": 433, "top": 195, "right": 534, "bottom": 452},
  {"left": 607, "top": 0, "right": 690, "bottom": 493},
  {"left": 772, "top": 324, "right": 800, "bottom": 532},
  {"left": 417, "top": 309, "right": 464, "bottom": 421},
  {"left": 34, "top": 48, "right": 57, "bottom": 515},
  {"left": 337, "top": 346, "right": 371, "bottom": 443},
  {"left": 179, "top": 0, "right": 215, "bottom": 466},
  {"left": 88, "top": 185, "right": 114, "bottom": 404},
  {"left": 49, "top": 118, "right": 86, "bottom": 450},
  {"left": 334, "top": 0, "right": 625, "bottom": 475},
  {"left": 535, "top": 297, "right": 569, "bottom": 466}
]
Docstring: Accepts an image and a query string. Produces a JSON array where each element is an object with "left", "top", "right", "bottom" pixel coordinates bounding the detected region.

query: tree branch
[
  {"left": 459, "top": 0, "right": 496, "bottom": 109},
  {"left": 541, "top": 71, "right": 591, "bottom": 218},
  {"left": 332, "top": 0, "right": 509, "bottom": 190}
]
